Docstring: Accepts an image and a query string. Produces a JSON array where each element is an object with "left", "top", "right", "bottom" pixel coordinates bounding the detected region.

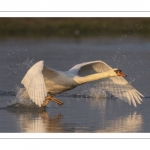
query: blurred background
[{"left": 0, "top": 18, "right": 150, "bottom": 39}]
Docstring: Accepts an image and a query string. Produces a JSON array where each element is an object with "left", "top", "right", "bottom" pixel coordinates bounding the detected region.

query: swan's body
[
  {"left": 42, "top": 66, "right": 78, "bottom": 95},
  {"left": 21, "top": 60, "right": 144, "bottom": 107}
]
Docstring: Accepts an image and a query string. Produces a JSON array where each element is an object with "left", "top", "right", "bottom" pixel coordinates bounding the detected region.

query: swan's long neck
[{"left": 74, "top": 72, "right": 109, "bottom": 84}]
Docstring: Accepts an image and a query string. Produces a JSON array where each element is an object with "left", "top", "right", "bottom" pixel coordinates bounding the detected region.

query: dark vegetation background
[{"left": 0, "top": 18, "right": 150, "bottom": 39}]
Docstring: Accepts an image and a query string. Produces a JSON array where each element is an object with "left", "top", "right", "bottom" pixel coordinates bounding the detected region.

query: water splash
[
  {"left": 22, "top": 58, "right": 35, "bottom": 70},
  {"left": 6, "top": 86, "right": 109, "bottom": 109},
  {"left": 89, "top": 87, "right": 107, "bottom": 98},
  {"left": 129, "top": 78, "right": 135, "bottom": 84},
  {"left": 7, "top": 87, "right": 39, "bottom": 109}
]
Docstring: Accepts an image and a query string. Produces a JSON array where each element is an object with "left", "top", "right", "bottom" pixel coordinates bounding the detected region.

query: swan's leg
[
  {"left": 42, "top": 95, "right": 64, "bottom": 107},
  {"left": 51, "top": 96, "right": 64, "bottom": 106},
  {"left": 42, "top": 98, "right": 50, "bottom": 107}
]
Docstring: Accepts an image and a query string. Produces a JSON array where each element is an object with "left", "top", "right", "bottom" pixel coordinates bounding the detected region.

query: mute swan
[{"left": 21, "top": 60, "right": 144, "bottom": 107}]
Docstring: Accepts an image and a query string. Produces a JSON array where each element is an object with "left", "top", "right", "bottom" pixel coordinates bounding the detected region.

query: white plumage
[
  {"left": 21, "top": 61, "right": 47, "bottom": 106},
  {"left": 21, "top": 60, "right": 144, "bottom": 107}
]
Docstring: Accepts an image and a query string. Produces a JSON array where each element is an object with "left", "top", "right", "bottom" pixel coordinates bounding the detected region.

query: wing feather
[
  {"left": 69, "top": 60, "right": 111, "bottom": 76},
  {"left": 69, "top": 60, "right": 144, "bottom": 107},
  {"left": 98, "top": 76, "right": 144, "bottom": 107},
  {"left": 21, "top": 61, "right": 47, "bottom": 107},
  {"left": 129, "top": 91, "right": 137, "bottom": 107},
  {"left": 132, "top": 92, "right": 141, "bottom": 104},
  {"left": 126, "top": 93, "right": 131, "bottom": 105},
  {"left": 134, "top": 89, "right": 144, "bottom": 97}
]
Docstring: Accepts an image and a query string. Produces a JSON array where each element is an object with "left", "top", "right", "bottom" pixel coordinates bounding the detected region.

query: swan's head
[{"left": 108, "top": 68, "right": 127, "bottom": 77}]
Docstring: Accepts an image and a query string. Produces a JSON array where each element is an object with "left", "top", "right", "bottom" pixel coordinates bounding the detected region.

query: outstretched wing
[
  {"left": 69, "top": 60, "right": 144, "bottom": 107},
  {"left": 98, "top": 76, "right": 143, "bottom": 107},
  {"left": 21, "top": 60, "right": 59, "bottom": 107},
  {"left": 69, "top": 60, "right": 111, "bottom": 76}
]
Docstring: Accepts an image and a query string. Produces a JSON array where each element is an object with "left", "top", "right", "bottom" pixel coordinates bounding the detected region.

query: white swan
[{"left": 21, "top": 60, "right": 144, "bottom": 107}]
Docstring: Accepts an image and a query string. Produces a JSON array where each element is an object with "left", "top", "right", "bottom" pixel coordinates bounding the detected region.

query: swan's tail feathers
[{"left": 42, "top": 96, "right": 64, "bottom": 106}]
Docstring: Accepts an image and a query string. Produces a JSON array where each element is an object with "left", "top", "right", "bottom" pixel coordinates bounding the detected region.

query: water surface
[{"left": 0, "top": 37, "right": 150, "bottom": 133}]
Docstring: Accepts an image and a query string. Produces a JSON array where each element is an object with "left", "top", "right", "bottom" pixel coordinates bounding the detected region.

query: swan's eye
[
  {"left": 115, "top": 70, "right": 127, "bottom": 77},
  {"left": 114, "top": 69, "right": 121, "bottom": 73},
  {"left": 114, "top": 69, "right": 121, "bottom": 72}
]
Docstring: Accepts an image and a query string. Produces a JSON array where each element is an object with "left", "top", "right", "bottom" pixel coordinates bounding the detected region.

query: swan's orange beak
[{"left": 117, "top": 71, "right": 127, "bottom": 77}]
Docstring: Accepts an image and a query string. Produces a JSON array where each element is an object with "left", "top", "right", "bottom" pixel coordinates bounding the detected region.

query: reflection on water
[
  {"left": 96, "top": 112, "right": 143, "bottom": 133},
  {"left": 0, "top": 97, "right": 143, "bottom": 133},
  {"left": 88, "top": 97, "right": 107, "bottom": 110},
  {"left": 4, "top": 107, "right": 64, "bottom": 133},
  {"left": 17, "top": 111, "right": 63, "bottom": 133}
]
